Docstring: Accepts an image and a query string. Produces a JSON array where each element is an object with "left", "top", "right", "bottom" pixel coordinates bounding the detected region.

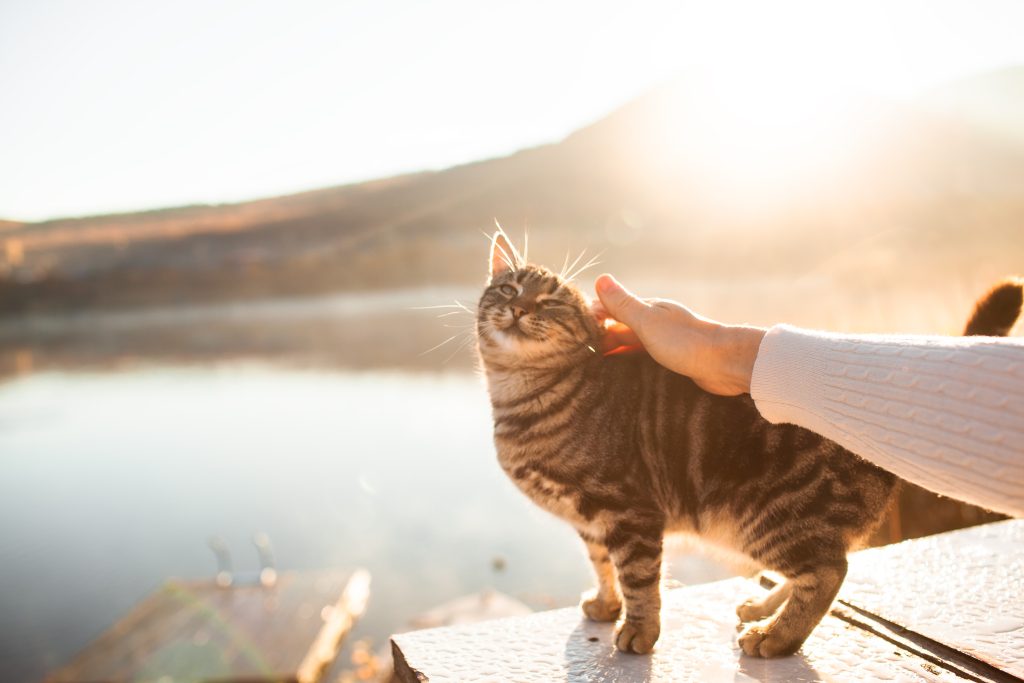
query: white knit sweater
[{"left": 750, "top": 325, "right": 1024, "bottom": 517}]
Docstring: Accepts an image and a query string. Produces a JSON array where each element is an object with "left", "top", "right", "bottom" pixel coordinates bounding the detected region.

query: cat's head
[{"left": 476, "top": 231, "right": 601, "bottom": 365}]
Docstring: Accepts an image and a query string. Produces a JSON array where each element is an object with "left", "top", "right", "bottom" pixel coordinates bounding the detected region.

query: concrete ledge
[
  {"left": 842, "top": 519, "right": 1024, "bottom": 677},
  {"left": 392, "top": 577, "right": 961, "bottom": 682},
  {"left": 392, "top": 520, "right": 1024, "bottom": 682},
  {"left": 391, "top": 524, "right": 1024, "bottom": 679}
]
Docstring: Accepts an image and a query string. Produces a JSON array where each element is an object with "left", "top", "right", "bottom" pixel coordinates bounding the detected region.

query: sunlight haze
[{"left": 3, "top": 0, "right": 1024, "bottom": 221}]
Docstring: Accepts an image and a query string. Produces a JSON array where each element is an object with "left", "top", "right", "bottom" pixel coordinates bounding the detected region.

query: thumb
[{"left": 595, "top": 274, "right": 647, "bottom": 328}]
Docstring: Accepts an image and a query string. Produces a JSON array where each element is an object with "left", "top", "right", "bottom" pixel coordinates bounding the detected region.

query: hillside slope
[
  {"left": 921, "top": 65, "right": 1024, "bottom": 148},
  {"left": 2, "top": 72, "right": 1023, "bottom": 313}
]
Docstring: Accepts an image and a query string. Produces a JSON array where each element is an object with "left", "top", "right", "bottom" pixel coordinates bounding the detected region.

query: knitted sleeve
[{"left": 750, "top": 325, "right": 1024, "bottom": 517}]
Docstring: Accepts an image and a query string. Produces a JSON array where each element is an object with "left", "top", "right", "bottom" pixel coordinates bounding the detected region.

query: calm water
[{"left": 0, "top": 366, "right": 726, "bottom": 682}]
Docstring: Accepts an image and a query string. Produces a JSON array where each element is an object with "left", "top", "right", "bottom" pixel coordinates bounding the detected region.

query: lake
[{"left": 0, "top": 365, "right": 728, "bottom": 682}]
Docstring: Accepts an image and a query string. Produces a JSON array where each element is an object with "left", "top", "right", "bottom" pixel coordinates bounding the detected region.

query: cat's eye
[
  {"left": 535, "top": 299, "right": 563, "bottom": 309},
  {"left": 498, "top": 284, "right": 517, "bottom": 297}
]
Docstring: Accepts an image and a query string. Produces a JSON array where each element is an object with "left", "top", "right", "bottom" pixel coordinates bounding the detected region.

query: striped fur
[{"left": 477, "top": 236, "right": 1019, "bottom": 657}]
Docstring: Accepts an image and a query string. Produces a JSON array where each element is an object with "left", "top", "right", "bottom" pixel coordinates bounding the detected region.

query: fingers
[
  {"left": 592, "top": 298, "right": 642, "bottom": 352},
  {"left": 602, "top": 321, "right": 641, "bottom": 351},
  {"left": 595, "top": 274, "right": 648, "bottom": 330}
]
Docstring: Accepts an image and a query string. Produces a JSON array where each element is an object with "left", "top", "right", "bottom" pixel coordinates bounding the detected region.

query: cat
[{"left": 474, "top": 230, "right": 1021, "bottom": 657}]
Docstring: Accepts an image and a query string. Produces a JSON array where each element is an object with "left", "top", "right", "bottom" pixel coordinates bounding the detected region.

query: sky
[{"left": 2, "top": 0, "right": 1024, "bottom": 222}]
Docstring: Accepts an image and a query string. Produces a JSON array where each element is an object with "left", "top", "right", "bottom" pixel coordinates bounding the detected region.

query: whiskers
[
  {"left": 410, "top": 300, "right": 474, "bottom": 314},
  {"left": 413, "top": 299, "right": 478, "bottom": 364},
  {"left": 421, "top": 331, "right": 477, "bottom": 364},
  {"left": 559, "top": 248, "right": 605, "bottom": 283}
]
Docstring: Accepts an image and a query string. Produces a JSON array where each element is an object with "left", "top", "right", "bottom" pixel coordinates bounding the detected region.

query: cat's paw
[
  {"left": 580, "top": 590, "right": 621, "bottom": 622},
  {"left": 614, "top": 619, "right": 660, "bottom": 654},
  {"left": 736, "top": 597, "right": 777, "bottom": 623},
  {"left": 737, "top": 622, "right": 801, "bottom": 658}
]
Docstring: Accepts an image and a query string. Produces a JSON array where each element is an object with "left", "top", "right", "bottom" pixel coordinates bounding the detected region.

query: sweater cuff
[{"left": 750, "top": 324, "right": 832, "bottom": 430}]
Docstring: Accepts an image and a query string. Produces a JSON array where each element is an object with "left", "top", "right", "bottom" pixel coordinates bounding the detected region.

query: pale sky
[{"left": 3, "top": 0, "right": 1024, "bottom": 222}]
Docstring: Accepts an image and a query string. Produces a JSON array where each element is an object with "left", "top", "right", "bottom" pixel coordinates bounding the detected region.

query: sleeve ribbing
[{"left": 749, "top": 324, "right": 1024, "bottom": 517}]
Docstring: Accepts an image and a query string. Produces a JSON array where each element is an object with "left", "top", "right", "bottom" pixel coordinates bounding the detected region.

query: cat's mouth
[
  {"left": 502, "top": 321, "right": 531, "bottom": 338},
  {"left": 496, "top": 315, "right": 544, "bottom": 343}
]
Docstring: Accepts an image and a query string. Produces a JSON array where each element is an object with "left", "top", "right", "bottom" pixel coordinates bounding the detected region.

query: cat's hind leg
[
  {"left": 738, "top": 559, "right": 846, "bottom": 658},
  {"left": 736, "top": 579, "right": 792, "bottom": 623},
  {"left": 579, "top": 535, "right": 621, "bottom": 622}
]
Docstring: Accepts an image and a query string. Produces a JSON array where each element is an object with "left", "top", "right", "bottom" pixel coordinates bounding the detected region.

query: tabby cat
[{"left": 475, "top": 230, "right": 1020, "bottom": 657}]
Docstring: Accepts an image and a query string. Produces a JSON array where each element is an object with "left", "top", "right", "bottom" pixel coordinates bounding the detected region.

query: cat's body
[
  {"left": 475, "top": 232, "right": 1019, "bottom": 657},
  {"left": 484, "top": 320, "right": 895, "bottom": 657}
]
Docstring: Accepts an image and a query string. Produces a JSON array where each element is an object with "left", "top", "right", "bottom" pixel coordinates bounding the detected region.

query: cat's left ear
[{"left": 488, "top": 230, "right": 518, "bottom": 282}]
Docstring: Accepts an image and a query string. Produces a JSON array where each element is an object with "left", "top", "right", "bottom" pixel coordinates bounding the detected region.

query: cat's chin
[
  {"left": 486, "top": 327, "right": 557, "bottom": 358},
  {"left": 493, "top": 327, "right": 539, "bottom": 347}
]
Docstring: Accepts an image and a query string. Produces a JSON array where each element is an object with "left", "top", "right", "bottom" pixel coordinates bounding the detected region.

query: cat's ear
[{"left": 488, "top": 230, "right": 518, "bottom": 282}]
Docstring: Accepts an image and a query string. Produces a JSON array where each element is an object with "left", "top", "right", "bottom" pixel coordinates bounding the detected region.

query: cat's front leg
[
  {"left": 578, "top": 534, "right": 621, "bottom": 622},
  {"left": 605, "top": 516, "right": 664, "bottom": 654}
]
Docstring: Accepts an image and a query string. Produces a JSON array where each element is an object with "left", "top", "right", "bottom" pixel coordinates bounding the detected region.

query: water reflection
[{"left": 0, "top": 366, "right": 727, "bottom": 682}]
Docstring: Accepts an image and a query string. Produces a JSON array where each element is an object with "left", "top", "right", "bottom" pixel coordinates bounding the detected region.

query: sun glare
[
  {"left": 700, "top": 69, "right": 860, "bottom": 176},
  {"left": 641, "top": 58, "right": 873, "bottom": 210}
]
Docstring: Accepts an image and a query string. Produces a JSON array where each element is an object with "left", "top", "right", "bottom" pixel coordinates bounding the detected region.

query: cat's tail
[{"left": 964, "top": 277, "right": 1023, "bottom": 336}]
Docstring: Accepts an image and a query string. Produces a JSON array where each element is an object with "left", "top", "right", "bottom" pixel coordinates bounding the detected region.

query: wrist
[{"left": 713, "top": 324, "right": 767, "bottom": 395}]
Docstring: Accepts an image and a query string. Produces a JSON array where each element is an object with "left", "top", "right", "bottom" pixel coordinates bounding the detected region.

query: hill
[
  {"left": 921, "top": 65, "right": 1024, "bottom": 148},
  {"left": 1, "top": 70, "right": 1023, "bottom": 319}
]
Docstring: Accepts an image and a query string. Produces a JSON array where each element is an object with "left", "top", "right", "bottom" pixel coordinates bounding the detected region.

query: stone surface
[
  {"left": 392, "top": 578, "right": 965, "bottom": 682},
  {"left": 842, "top": 519, "right": 1024, "bottom": 677}
]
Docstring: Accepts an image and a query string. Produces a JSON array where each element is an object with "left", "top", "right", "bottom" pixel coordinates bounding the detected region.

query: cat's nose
[{"left": 511, "top": 305, "right": 528, "bottom": 320}]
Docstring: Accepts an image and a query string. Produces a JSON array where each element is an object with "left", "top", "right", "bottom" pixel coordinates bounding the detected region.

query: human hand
[{"left": 593, "top": 274, "right": 766, "bottom": 396}]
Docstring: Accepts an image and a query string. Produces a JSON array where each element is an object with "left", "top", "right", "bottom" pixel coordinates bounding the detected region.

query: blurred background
[{"left": 2, "top": 1, "right": 1022, "bottom": 681}]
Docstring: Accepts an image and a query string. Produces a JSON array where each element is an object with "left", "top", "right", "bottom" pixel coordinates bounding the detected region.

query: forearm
[{"left": 749, "top": 325, "right": 1024, "bottom": 517}]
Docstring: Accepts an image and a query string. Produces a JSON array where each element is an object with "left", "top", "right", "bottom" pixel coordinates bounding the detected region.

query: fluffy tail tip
[{"left": 964, "top": 277, "right": 1024, "bottom": 336}]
